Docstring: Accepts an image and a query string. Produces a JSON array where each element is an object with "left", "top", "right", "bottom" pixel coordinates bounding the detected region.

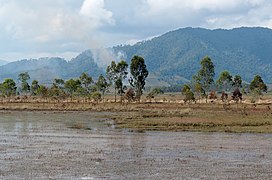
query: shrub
[
  {"left": 91, "top": 92, "right": 102, "bottom": 104},
  {"left": 124, "top": 88, "right": 135, "bottom": 102}
]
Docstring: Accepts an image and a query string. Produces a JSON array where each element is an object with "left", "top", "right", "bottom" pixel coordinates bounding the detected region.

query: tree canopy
[
  {"left": 96, "top": 74, "right": 109, "bottom": 102},
  {"left": 217, "top": 70, "right": 232, "bottom": 91},
  {"left": 232, "top": 75, "right": 242, "bottom": 88},
  {"left": 106, "top": 60, "right": 128, "bottom": 102},
  {"left": 18, "top": 72, "right": 30, "bottom": 94},
  {"left": 129, "top": 56, "right": 149, "bottom": 102},
  {"left": 194, "top": 56, "right": 215, "bottom": 101},
  {"left": 1, "top": 79, "right": 17, "bottom": 97},
  {"left": 249, "top": 75, "right": 267, "bottom": 95}
]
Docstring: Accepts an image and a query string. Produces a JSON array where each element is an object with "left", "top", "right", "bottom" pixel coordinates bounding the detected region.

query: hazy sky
[{"left": 0, "top": 0, "right": 272, "bottom": 61}]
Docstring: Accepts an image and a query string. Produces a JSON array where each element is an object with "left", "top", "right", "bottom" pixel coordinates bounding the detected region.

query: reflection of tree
[
  {"left": 130, "top": 133, "right": 147, "bottom": 160},
  {"left": 1, "top": 113, "right": 33, "bottom": 138},
  {"left": 14, "top": 115, "right": 31, "bottom": 136},
  {"left": 105, "top": 132, "right": 147, "bottom": 175},
  {"left": 1, "top": 116, "right": 16, "bottom": 132}
]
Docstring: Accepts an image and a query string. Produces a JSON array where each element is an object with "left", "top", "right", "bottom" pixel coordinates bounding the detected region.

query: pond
[{"left": 0, "top": 111, "right": 272, "bottom": 179}]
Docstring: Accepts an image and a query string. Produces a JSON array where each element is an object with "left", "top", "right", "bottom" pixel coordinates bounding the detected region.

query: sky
[{"left": 0, "top": 0, "right": 272, "bottom": 62}]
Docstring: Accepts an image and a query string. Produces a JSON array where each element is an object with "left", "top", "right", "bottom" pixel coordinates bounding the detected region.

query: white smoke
[
  {"left": 116, "top": 51, "right": 127, "bottom": 60},
  {"left": 91, "top": 48, "right": 127, "bottom": 68}
]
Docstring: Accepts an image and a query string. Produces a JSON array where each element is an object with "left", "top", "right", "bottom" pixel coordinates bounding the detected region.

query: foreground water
[{"left": 0, "top": 111, "right": 272, "bottom": 179}]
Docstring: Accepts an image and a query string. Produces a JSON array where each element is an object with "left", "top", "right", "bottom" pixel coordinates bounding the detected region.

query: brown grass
[
  {"left": 0, "top": 95, "right": 271, "bottom": 133},
  {"left": 113, "top": 102, "right": 272, "bottom": 133}
]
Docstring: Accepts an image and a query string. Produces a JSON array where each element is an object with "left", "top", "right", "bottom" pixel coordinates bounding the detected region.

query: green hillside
[{"left": 113, "top": 27, "right": 272, "bottom": 84}]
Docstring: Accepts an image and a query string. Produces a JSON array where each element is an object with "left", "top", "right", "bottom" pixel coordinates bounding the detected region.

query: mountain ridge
[
  {"left": 0, "top": 27, "right": 271, "bottom": 85},
  {"left": 0, "top": 50, "right": 103, "bottom": 84},
  {"left": 113, "top": 27, "right": 272, "bottom": 84}
]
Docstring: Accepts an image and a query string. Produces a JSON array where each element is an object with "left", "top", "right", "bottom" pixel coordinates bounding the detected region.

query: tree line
[
  {"left": 0, "top": 56, "right": 149, "bottom": 103},
  {"left": 0, "top": 55, "right": 268, "bottom": 104},
  {"left": 181, "top": 56, "right": 268, "bottom": 103}
]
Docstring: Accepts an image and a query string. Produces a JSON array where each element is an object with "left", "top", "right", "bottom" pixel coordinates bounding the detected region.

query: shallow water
[{"left": 0, "top": 111, "right": 272, "bottom": 179}]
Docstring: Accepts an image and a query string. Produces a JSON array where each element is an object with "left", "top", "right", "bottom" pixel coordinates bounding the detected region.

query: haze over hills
[
  {"left": 0, "top": 27, "right": 272, "bottom": 85},
  {"left": 0, "top": 50, "right": 103, "bottom": 85},
  {"left": 0, "top": 60, "right": 8, "bottom": 66}
]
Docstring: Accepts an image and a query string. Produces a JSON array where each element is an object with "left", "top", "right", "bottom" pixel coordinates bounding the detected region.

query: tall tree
[
  {"left": 79, "top": 72, "right": 93, "bottom": 95},
  {"left": 106, "top": 61, "right": 118, "bottom": 102},
  {"left": 194, "top": 56, "right": 215, "bottom": 102},
  {"left": 50, "top": 78, "right": 66, "bottom": 99},
  {"left": 37, "top": 85, "right": 48, "bottom": 98},
  {"left": 1, "top": 78, "right": 17, "bottom": 97},
  {"left": 129, "top": 56, "right": 149, "bottom": 102},
  {"left": 116, "top": 60, "right": 128, "bottom": 102},
  {"left": 18, "top": 72, "right": 30, "bottom": 95},
  {"left": 64, "top": 79, "right": 81, "bottom": 96},
  {"left": 52, "top": 78, "right": 65, "bottom": 89},
  {"left": 96, "top": 74, "right": 109, "bottom": 102},
  {"left": 31, "top": 80, "right": 40, "bottom": 96},
  {"left": 216, "top": 70, "right": 232, "bottom": 91},
  {"left": 106, "top": 60, "right": 128, "bottom": 102},
  {"left": 18, "top": 72, "right": 30, "bottom": 82},
  {"left": 249, "top": 75, "right": 267, "bottom": 95},
  {"left": 232, "top": 75, "right": 242, "bottom": 88}
]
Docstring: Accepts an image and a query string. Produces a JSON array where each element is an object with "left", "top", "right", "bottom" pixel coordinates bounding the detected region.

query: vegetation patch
[
  {"left": 68, "top": 123, "right": 91, "bottom": 131},
  {"left": 112, "top": 102, "right": 272, "bottom": 133}
]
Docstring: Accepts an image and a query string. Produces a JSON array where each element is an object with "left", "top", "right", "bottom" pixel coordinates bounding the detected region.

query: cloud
[
  {"left": 0, "top": 0, "right": 115, "bottom": 61},
  {"left": 1, "top": 0, "right": 272, "bottom": 62},
  {"left": 139, "top": 0, "right": 272, "bottom": 29},
  {"left": 202, "top": 1, "right": 272, "bottom": 28},
  {"left": 143, "top": 0, "right": 263, "bottom": 14},
  {"left": 80, "top": 0, "right": 115, "bottom": 27}
]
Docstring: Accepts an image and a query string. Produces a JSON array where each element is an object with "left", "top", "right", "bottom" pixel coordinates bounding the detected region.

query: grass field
[
  {"left": 112, "top": 103, "right": 272, "bottom": 133},
  {"left": 0, "top": 94, "right": 271, "bottom": 133}
]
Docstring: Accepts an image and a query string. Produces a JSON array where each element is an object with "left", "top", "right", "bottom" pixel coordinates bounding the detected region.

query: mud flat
[{"left": 0, "top": 111, "right": 272, "bottom": 179}]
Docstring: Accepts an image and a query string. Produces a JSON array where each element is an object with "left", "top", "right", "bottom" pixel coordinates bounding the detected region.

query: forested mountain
[
  {"left": 113, "top": 27, "right": 272, "bottom": 84},
  {"left": 0, "top": 27, "right": 272, "bottom": 85},
  {"left": 0, "top": 50, "right": 103, "bottom": 85}
]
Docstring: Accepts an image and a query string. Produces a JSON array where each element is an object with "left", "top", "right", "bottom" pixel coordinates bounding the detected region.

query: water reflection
[
  {"left": 1, "top": 111, "right": 272, "bottom": 179},
  {"left": 0, "top": 113, "right": 38, "bottom": 135}
]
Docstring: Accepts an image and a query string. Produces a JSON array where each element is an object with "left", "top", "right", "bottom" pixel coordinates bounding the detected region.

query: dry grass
[
  {"left": 0, "top": 95, "right": 271, "bottom": 133},
  {"left": 113, "top": 103, "right": 272, "bottom": 133}
]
